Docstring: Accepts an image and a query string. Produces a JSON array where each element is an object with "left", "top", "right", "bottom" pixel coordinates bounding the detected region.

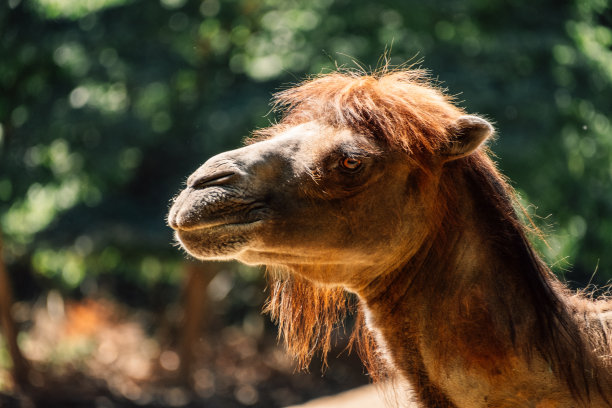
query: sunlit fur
[
  {"left": 257, "top": 69, "right": 612, "bottom": 406},
  {"left": 170, "top": 68, "right": 612, "bottom": 407},
  {"left": 264, "top": 267, "right": 383, "bottom": 377},
  {"left": 253, "top": 69, "right": 462, "bottom": 170}
]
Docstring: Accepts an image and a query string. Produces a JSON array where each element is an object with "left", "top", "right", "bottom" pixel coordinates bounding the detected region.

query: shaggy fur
[{"left": 169, "top": 68, "right": 612, "bottom": 407}]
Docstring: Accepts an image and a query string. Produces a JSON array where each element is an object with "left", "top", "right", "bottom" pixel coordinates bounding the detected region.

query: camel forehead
[
  {"left": 275, "top": 121, "right": 354, "bottom": 141},
  {"left": 271, "top": 121, "right": 377, "bottom": 155}
]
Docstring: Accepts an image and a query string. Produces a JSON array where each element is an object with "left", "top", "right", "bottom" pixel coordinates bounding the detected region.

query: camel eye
[{"left": 340, "top": 157, "right": 362, "bottom": 171}]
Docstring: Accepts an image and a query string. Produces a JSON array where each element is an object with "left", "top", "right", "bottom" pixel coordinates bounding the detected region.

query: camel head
[{"left": 168, "top": 71, "right": 493, "bottom": 290}]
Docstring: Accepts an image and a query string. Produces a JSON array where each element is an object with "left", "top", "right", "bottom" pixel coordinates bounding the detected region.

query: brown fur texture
[
  {"left": 264, "top": 269, "right": 384, "bottom": 379},
  {"left": 168, "top": 68, "right": 612, "bottom": 407}
]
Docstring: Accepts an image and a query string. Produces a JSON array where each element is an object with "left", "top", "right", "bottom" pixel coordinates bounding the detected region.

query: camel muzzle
[{"left": 167, "top": 151, "right": 272, "bottom": 233}]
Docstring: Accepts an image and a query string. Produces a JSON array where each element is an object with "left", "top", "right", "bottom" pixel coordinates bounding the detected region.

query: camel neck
[
  {"left": 356, "top": 170, "right": 518, "bottom": 403},
  {"left": 359, "top": 224, "right": 494, "bottom": 407},
  {"left": 356, "top": 162, "right": 608, "bottom": 407}
]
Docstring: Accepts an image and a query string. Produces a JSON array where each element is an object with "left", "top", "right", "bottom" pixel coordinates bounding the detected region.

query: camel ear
[{"left": 441, "top": 115, "right": 493, "bottom": 161}]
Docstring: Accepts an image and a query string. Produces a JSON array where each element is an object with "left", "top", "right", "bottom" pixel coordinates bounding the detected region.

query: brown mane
[
  {"left": 253, "top": 69, "right": 464, "bottom": 169},
  {"left": 260, "top": 69, "right": 612, "bottom": 405},
  {"left": 264, "top": 268, "right": 383, "bottom": 378}
]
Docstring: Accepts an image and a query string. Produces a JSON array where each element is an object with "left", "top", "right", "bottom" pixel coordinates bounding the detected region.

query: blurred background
[{"left": 1, "top": 0, "right": 611, "bottom": 406}]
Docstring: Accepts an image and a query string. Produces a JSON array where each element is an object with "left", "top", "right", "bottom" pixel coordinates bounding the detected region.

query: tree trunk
[
  {"left": 177, "top": 262, "right": 221, "bottom": 385},
  {"left": 0, "top": 229, "right": 30, "bottom": 389}
]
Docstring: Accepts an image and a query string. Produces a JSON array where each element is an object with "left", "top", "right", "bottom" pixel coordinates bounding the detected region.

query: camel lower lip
[{"left": 181, "top": 219, "right": 263, "bottom": 232}]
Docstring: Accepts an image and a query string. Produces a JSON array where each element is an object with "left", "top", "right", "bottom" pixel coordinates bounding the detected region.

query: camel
[{"left": 168, "top": 69, "right": 612, "bottom": 407}]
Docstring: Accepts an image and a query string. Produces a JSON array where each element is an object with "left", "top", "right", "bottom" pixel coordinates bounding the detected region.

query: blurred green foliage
[{"left": 0, "top": 0, "right": 611, "bottom": 301}]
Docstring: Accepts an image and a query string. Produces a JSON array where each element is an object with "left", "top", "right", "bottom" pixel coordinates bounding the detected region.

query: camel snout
[
  {"left": 168, "top": 156, "right": 262, "bottom": 232},
  {"left": 188, "top": 170, "right": 237, "bottom": 189},
  {"left": 186, "top": 155, "right": 244, "bottom": 190},
  {"left": 167, "top": 188, "right": 188, "bottom": 230}
]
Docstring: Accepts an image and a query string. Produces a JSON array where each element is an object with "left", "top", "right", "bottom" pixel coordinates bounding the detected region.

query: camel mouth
[
  {"left": 170, "top": 196, "right": 270, "bottom": 260},
  {"left": 168, "top": 188, "right": 268, "bottom": 231},
  {"left": 180, "top": 218, "right": 264, "bottom": 233},
  {"left": 174, "top": 218, "right": 265, "bottom": 260}
]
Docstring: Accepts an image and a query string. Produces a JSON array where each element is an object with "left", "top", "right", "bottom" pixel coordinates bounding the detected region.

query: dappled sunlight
[
  {"left": 69, "top": 82, "right": 129, "bottom": 114},
  {"left": 1, "top": 0, "right": 612, "bottom": 405},
  {"left": 53, "top": 42, "right": 91, "bottom": 77},
  {"left": 31, "top": 0, "right": 130, "bottom": 19},
  {"left": 1, "top": 288, "right": 367, "bottom": 406}
]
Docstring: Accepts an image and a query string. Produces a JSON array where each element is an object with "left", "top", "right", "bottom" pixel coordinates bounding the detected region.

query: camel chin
[{"left": 173, "top": 220, "right": 264, "bottom": 261}]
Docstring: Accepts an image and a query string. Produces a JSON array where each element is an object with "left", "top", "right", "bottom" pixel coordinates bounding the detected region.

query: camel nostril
[{"left": 189, "top": 171, "right": 236, "bottom": 189}]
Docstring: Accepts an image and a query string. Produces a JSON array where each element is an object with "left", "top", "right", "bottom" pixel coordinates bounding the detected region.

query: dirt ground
[{"left": 0, "top": 295, "right": 372, "bottom": 408}]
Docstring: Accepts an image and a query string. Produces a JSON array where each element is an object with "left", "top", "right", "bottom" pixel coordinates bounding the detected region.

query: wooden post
[
  {"left": 177, "top": 262, "right": 221, "bottom": 385},
  {"left": 0, "top": 230, "right": 30, "bottom": 389}
]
